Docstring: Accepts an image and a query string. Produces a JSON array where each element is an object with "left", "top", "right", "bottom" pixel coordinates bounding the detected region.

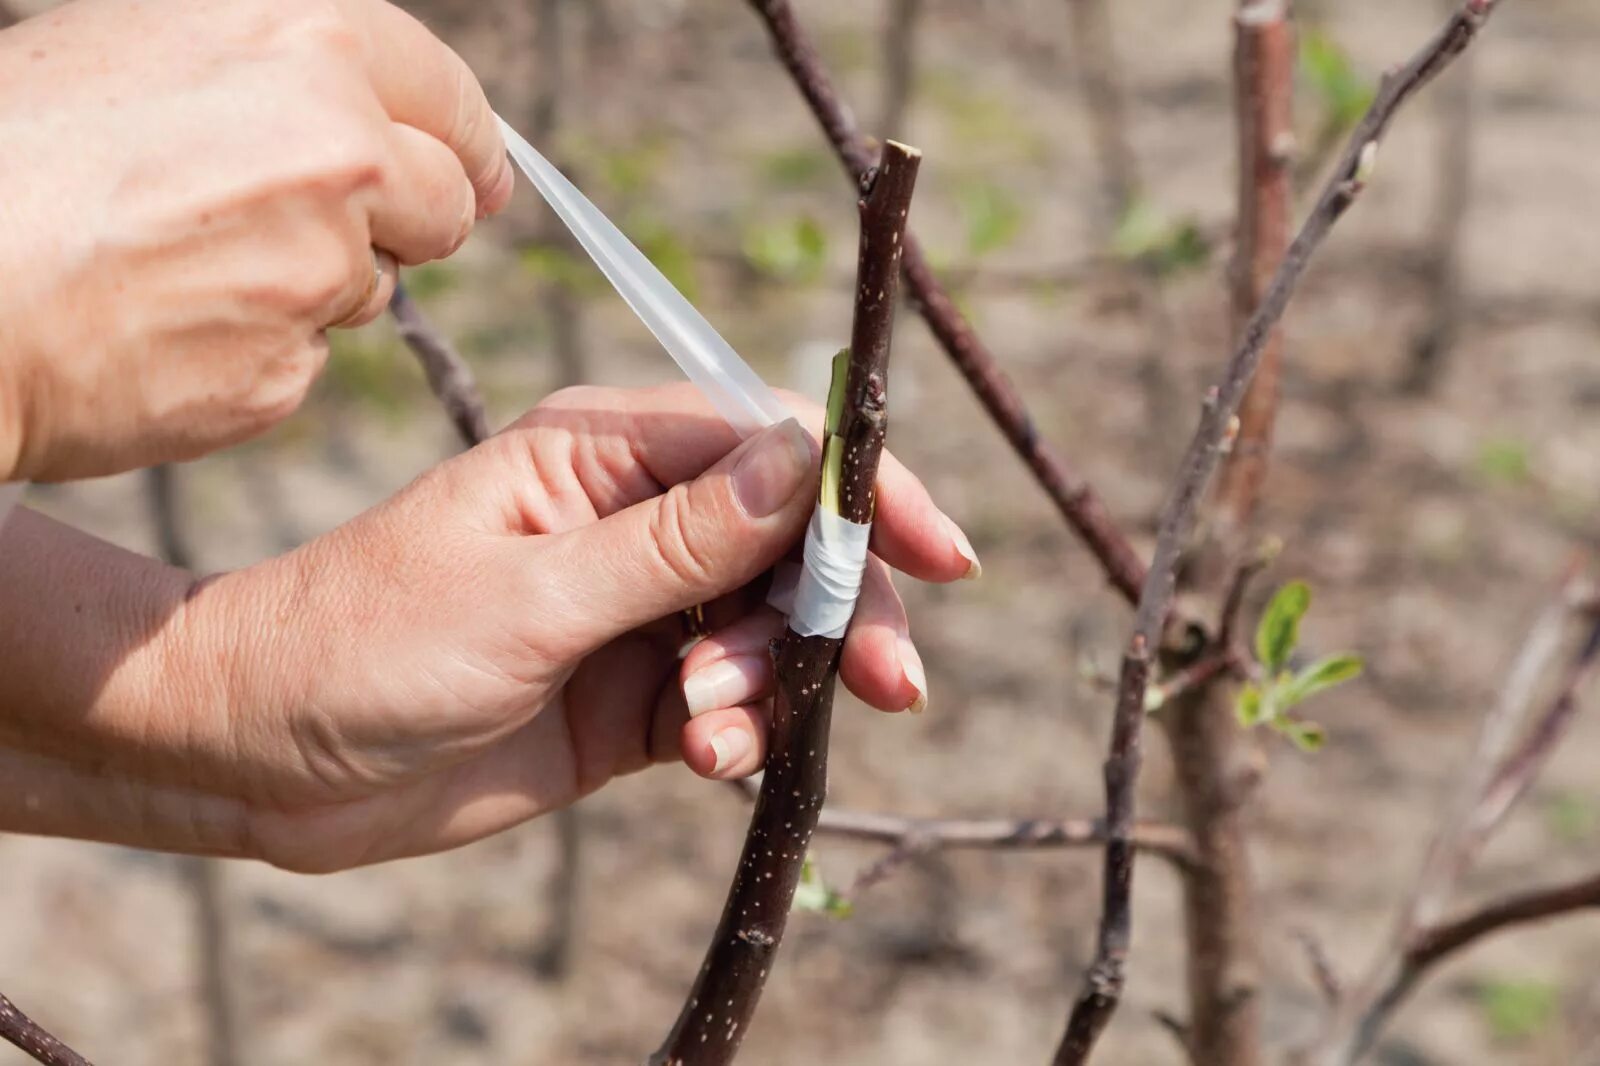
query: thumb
[{"left": 543, "top": 418, "right": 817, "bottom": 648}]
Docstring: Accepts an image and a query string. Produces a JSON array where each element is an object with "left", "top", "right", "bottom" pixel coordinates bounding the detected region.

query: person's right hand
[{"left": 0, "top": 0, "right": 512, "bottom": 482}]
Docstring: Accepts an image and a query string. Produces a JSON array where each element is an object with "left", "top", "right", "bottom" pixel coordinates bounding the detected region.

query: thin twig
[
  {"left": 1304, "top": 580, "right": 1600, "bottom": 1065},
  {"left": 651, "top": 141, "right": 921, "bottom": 1066},
  {"left": 816, "top": 807, "right": 1197, "bottom": 872},
  {"left": 746, "top": 0, "right": 1147, "bottom": 605},
  {"left": 0, "top": 996, "right": 91, "bottom": 1066},
  {"left": 1293, "top": 927, "right": 1344, "bottom": 1007},
  {"left": 1054, "top": 3, "right": 1507, "bottom": 1061},
  {"left": 1410, "top": 869, "right": 1600, "bottom": 973},
  {"left": 388, "top": 284, "right": 491, "bottom": 449}
]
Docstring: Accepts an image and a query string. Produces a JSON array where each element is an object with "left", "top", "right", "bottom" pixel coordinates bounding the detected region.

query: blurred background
[{"left": 4, "top": 0, "right": 1600, "bottom": 1062}]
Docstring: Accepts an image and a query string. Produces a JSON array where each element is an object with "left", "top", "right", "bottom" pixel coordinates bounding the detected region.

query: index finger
[
  {"left": 335, "top": 0, "right": 513, "bottom": 214},
  {"left": 509, "top": 383, "right": 979, "bottom": 584}
]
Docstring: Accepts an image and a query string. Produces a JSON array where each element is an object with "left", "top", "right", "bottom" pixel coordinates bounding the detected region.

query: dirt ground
[{"left": 4, "top": 1, "right": 1600, "bottom": 1063}]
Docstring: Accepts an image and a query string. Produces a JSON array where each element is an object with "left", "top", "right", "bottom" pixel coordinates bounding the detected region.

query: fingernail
[
  {"left": 710, "top": 728, "right": 753, "bottom": 775},
  {"left": 899, "top": 635, "right": 928, "bottom": 714},
  {"left": 732, "top": 419, "right": 812, "bottom": 518},
  {"left": 684, "top": 655, "right": 767, "bottom": 717},
  {"left": 944, "top": 513, "right": 982, "bottom": 580}
]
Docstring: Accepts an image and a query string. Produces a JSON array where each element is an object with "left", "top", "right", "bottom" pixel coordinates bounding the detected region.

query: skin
[
  {"left": 0, "top": 0, "right": 513, "bottom": 481},
  {"left": 0, "top": 2, "right": 977, "bottom": 875}
]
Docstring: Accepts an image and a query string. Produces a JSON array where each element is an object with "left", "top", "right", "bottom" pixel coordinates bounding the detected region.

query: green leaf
[
  {"left": 1301, "top": 30, "right": 1376, "bottom": 132},
  {"left": 1280, "top": 654, "right": 1364, "bottom": 708},
  {"left": 959, "top": 181, "right": 1026, "bottom": 257},
  {"left": 793, "top": 854, "right": 853, "bottom": 919},
  {"left": 1255, "top": 581, "right": 1312, "bottom": 674},
  {"left": 1235, "top": 682, "right": 1268, "bottom": 727},
  {"left": 1276, "top": 718, "right": 1327, "bottom": 753},
  {"left": 1476, "top": 978, "right": 1559, "bottom": 1043}
]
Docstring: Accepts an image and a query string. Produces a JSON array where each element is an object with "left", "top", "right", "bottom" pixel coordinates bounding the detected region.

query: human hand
[
  {"left": 0, "top": 385, "right": 976, "bottom": 871},
  {"left": 0, "top": 0, "right": 511, "bottom": 481}
]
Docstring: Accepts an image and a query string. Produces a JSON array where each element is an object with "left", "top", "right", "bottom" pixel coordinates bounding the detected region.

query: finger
[
  {"left": 681, "top": 608, "right": 782, "bottom": 717},
  {"left": 370, "top": 123, "right": 477, "bottom": 265},
  {"left": 839, "top": 556, "right": 927, "bottom": 713},
  {"left": 518, "top": 384, "right": 978, "bottom": 582},
  {"left": 330, "top": 247, "right": 398, "bottom": 329},
  {"left": 681, "top": 704, "right": 769, "bottom": 780},
  {"left": 334, "top": 0, "right": 513, "bottom": 213},
  {"left": 536, "top": 419, "right": 817, "bottom": 651}
]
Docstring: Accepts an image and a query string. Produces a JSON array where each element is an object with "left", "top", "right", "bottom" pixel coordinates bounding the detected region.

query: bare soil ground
[{"left": 4, "top": 1, "right": 1600, "bottom": 1063}]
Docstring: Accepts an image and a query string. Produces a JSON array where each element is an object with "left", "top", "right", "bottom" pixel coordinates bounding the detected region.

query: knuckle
[
  {"left": 648, "top": 485, "right": 718, "bottom": 590},
  {"left": 276, "top": 0, "right": 363, "bottom": 62}
]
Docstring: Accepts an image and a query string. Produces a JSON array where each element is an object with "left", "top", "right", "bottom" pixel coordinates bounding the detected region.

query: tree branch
[
  {"left": 1053, "top": 3, "right": 1507, "bottom": 1061},
  {"left": 745, "top": 0, "right": 1147, "bottom": 605},
  {"left": 1211, "top": 0, "right": 1295, "bottom": 538},
  {"left": 0, "top": 995, "right": 91, "bottom": 1066},
  {"left": 388, "top": 284, "right": 491, "bottom": 448},
  {"left": 1305, "top": 589, "right": 1600, "bottom": 1065},
  {"left": 650, "top": 140, "right": 921, "bottom": 1066}
]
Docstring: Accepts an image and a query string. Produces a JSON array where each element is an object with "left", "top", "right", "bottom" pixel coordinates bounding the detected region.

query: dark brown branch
[
  {"left": 745, "top": 0, "right": 1146, "bottom": 606},
  {"left": 1410, "top": 870, "right": 1600, "bottom": 973},
  {"left": 1309, "top": 869, "right": 1600, "bottom": 1066},
  {"left": 0, "top": 996, "right": 90, "bottom": 1066},
  {"left": 1054, "top": 2, "right": 1506, "bottom": 1061},
  {"left": 388, "top": 284, "right": 491, "bottom": 448},
  {"left": 651, "top": 141, "right": 921, "bottom": 1066},
  {"left": 1157, "top": 8, "right": 1296, "bottom": 1063}
]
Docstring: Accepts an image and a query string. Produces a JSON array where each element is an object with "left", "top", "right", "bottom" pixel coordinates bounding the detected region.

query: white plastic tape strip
[
  {"left": 496, "top": 117, "right": 793, "bottom": 439},
  {"left": 495, "top": 113, "right": 871, "bottom": 637},
  {"left": 789, "top": 508, "right": 872, "bottom": 639},
  {"left": 0, "top": 481, "right": 22, "bottom": 533}
]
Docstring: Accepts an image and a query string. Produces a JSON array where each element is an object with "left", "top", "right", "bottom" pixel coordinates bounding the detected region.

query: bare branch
[
  {"left": 651, "top": 141, "right": 921, "bottom": 1066},
  {"left": 1410, "top": 869, "right": 1600, "bottom": 973},
  {"left": 388, "top": 284, "right": 491, "bottom": 448},
  {"left": 1054, "top": 3, "right": 1507, "bottom": 1061},
  {"left": 1304, "top": 579, "right": 1600, "bottom": 1065},
  {"left": 745, "top": 0, "right": 1147, "bottom": 605},
  {"left": 0, "top": 995, "right": 91, "bottom": 1066},
  {"left": 1211, "top": 0, "right": 1295, "bottom": 538}
]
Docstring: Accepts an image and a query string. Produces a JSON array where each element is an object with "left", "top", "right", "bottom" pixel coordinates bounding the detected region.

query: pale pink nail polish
[{"left": 684, "top": 655, "right": 768, "bottom": 717}]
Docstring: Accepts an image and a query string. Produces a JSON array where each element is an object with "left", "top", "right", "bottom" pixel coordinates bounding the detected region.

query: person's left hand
[{"left": 25, "top": 384, "right": 974, "bottom": 871}]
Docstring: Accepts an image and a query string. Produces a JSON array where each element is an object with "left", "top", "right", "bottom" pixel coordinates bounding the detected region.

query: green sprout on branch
[
  {"left": 792, "top": 854, "right": 852, "bottom": 919},
  {"left": 1235, "top": 580, "right": 1364, "bottom": 752}
]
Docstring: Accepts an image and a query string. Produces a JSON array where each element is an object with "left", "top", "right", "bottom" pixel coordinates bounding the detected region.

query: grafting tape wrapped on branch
[{"left": 651, "top": 140, "right": 921, "bottom": 1066}]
